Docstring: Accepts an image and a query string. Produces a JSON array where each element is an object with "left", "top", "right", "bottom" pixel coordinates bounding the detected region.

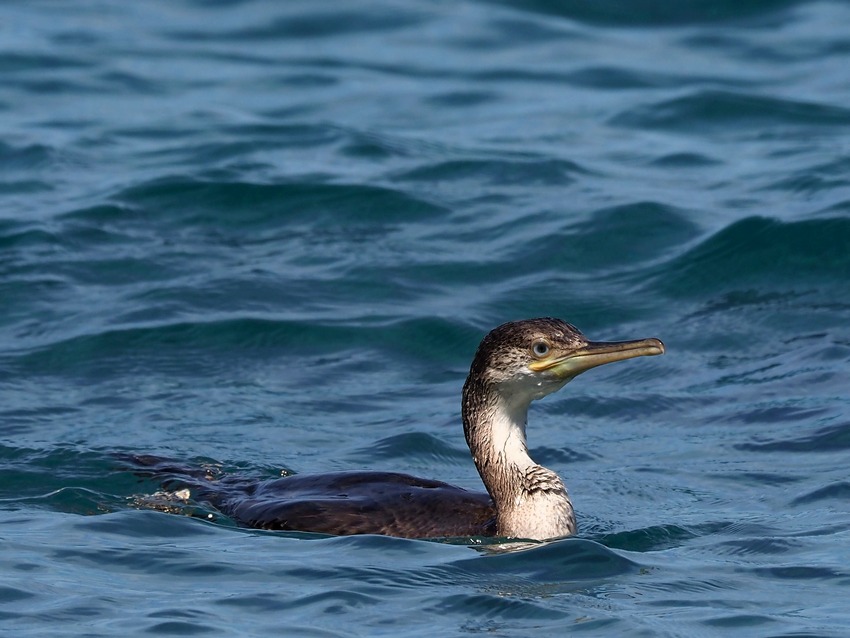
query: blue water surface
[{"left": 2, "top": 1, "right": 850, "bottom": 636}]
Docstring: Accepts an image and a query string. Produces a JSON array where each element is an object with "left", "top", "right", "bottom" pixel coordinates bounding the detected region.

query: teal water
[{"left": 2, "top": 1, "right": 850, "bottom": 636}]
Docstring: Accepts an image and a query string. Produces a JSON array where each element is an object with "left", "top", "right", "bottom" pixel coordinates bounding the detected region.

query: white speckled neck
[{"left": 463, "top": 390, "right": 576, "bottom": 540}]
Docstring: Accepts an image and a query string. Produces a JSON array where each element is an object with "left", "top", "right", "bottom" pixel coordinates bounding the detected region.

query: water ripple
[
  {"left": 653, "top": 216, "right": 850, "bottom": 296},
  {"left": 736, "top": 421, "right": 850, "bottom": 453},
  {"left": 612, "top": 89, "right": 850, "bottom": 131}
]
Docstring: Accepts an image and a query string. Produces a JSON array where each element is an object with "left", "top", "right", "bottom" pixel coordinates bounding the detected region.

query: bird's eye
[{"left": 531, "top": 341, "right": 550, "bottom": 358}]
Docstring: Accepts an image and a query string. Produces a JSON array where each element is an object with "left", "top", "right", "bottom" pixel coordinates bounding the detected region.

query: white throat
[
  {"left": 488, "top": 396, "right": 535, "bottom": 469},
  {"left": 470, "top": 395, "right": 576, "bottom": 540}
]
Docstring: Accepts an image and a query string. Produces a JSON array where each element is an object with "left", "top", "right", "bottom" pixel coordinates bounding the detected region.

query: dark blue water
[{"left": 2, "top": 1, "right": 850, "bottom": 635}]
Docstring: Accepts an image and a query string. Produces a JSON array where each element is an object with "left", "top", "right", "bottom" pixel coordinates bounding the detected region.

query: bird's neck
[{"left": 462, "top": 378, "right": 576, "bottom": 540}]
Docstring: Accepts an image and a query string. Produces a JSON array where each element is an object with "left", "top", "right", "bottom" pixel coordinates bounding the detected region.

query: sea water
[{"left": 2, "top": 1, "right": 849, "bottom": 636}]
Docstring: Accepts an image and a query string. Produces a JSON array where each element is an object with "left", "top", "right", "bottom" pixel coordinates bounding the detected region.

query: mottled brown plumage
[{"left": 126, "top": 318, "right": 664, "bottom": 540}]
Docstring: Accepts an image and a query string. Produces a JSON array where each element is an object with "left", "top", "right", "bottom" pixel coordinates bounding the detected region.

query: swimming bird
[{"left": 128, "top": 318, "right": 664, "bottom": 541}]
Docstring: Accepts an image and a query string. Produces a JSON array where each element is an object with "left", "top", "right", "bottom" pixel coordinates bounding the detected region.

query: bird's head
[{"left": 468, "top": 317, "right": 665, "bottom": 403}]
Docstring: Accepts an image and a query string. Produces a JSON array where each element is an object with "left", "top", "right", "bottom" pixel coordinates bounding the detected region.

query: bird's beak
[{"left": 529, "top": 338, "right": 665, "bottom": 379}]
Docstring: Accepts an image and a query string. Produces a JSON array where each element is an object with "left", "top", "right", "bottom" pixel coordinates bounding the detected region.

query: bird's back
[
  {"left": 125, "top": 455, "right": 496, "bottom": 538},
  {"left": 222, "top": 471, "right": 496, "bottom": 537}
]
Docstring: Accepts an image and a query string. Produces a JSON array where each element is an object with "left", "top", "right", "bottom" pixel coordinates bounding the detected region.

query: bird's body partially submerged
[{"left": 128, "top": 318, "right": 664, "bottom": 541}]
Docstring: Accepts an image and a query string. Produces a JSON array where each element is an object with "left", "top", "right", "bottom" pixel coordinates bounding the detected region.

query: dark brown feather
[
  {"left": 123, "top": 455, "right": 496, "bottom": 538},
  {"left": 226, "top": 472, "right": 496, "bottom": 537}
]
